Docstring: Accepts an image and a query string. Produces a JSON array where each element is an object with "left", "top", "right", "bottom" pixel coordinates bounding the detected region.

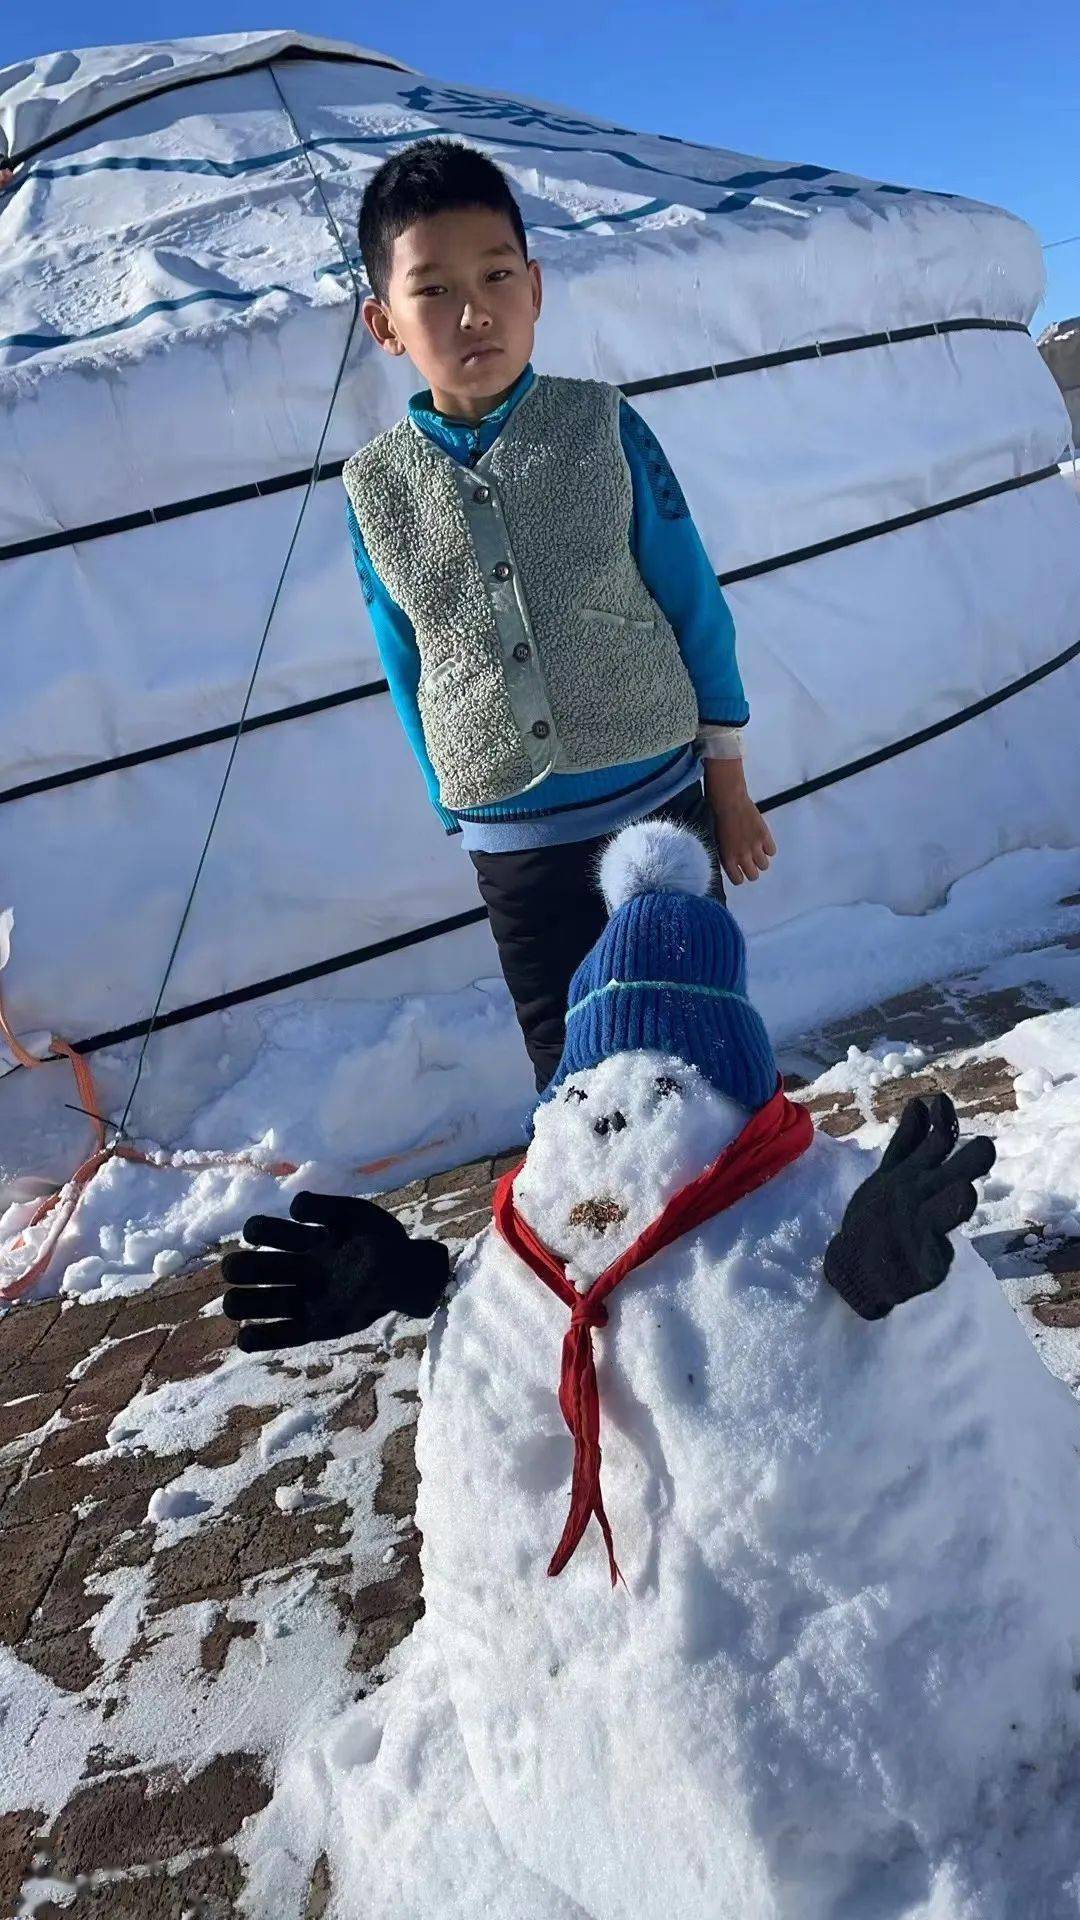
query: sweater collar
[{"left": 408, "top": 363, "right": 536, "bottom": 462}]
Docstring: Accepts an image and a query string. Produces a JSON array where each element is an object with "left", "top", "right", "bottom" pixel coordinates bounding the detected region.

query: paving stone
[
  {"left": 871, "top": 1058, "right": 1017, "bottom": 1126},
  {"left": 22, "top": 1300, "right": 120, "bottom": 1382},
  {"left": 153, "top": 1256, "right": 228, "bottom": 1299},
  {"left": 95, "top": 1518, "right": 156, "bottom": 1578},
  {"left": 17, "top": 1625, "right": 102, "bottom": 1693},
  {"left": 799, "top": 1089, "right": 857, "bottom": 1117},
  {"left": 440, "top": 1205, "right": 493, "bottom": 1244},
  {"left": 199, "top": 1610, "right": 258, "bottom": 1674},
  {"left": 33, "top": 1414, "right": 113, "bottom": 1473},
  {"left": 328, "top": 1372, "right": 378, "bottom": 1433},
  {"left": 427, "top": 1157, "right": 491, "bottom": 1201},
  {"left": 0, "top": 1807, "right": 46, "bottom": 1914},
  {"left": 816, "top": 1006, "right": 892, "bottom": 1055},
  {"left": 379, "top": 1177, "right": 425, "bottom": 1213},
  {"left": 339, "top": 1531, "right": 424, "bottom": 1673},
  {"left": 873, "top": 985, "right": 943, "bottom": 1020},
  {"left": 233, "top": 1500, "right": 350, "bottom": 1584},
  {"left": 373, "top": 1421, "right": 419, "bottom": 1522},
  {"left": 225, "top": 1458, "right": 332, "bottom": 1522},
  {"left": 106, "top": 1276, "right": 225, "bottom": 1342},
  {"left": 0, "top": 1389, "right": 65, "bottom": 1450},
  {"left": 35, "top": 1492, "right": 153, "bottom": 1637},
  {"left": 149, "top": 1313, "right": 234, "bottom": 1386},
  {"left": 959, "top": 984, "right": 1058, "bottom": 1042},
  {"left": 0, "top": 1301, "right": 59, "bottom": 1373},
  {"left": 0, "top": 1513, "right": 74, "bottom": 1646},
  {"left": 193, "top": 1403, "right": 278, "bottom": 1468},
  {"left": 29, "top": 1849, "right": 245, "bottom": 1920},
  {"left": 150, "top": 1520, "right": 255, "bottom": 1609},
  {"left": 5, "top": 1448, "right": 182, "bottom": 1527},
  {"left": 47, "top": 1753, "right": 271, "bottom": 1875},
  {"left": 389, "top": 1333, "right": 426, "bottom": 1362},
  {"left": 1043, "top": 1238, "right": 1080, "bottom": 1281},
  {"left": 65, "top": 1328, "right": 169, "bottom": 1421},
  {"left": 1031, "top": 1293, "right": 1080, "bottom": 1329},
  {"left": 150, "top": 1487, "right": 348, "bottom": 1608}
]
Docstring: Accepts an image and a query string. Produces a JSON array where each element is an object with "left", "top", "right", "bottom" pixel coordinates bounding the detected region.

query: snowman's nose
[
  {"left": 568, "top": 1197, "right": 628, "bottom": 1233},
  {"left": 593, "top": 1110, "right": 627, "bottom": 1137}
]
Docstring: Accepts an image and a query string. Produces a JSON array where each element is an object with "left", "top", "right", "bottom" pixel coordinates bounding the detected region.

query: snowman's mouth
[{"left": 567, "top": 1197, "right": 628, "bottom": 1234}]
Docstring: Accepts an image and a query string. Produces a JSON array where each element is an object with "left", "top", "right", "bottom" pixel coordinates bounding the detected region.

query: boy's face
[{"left": 362, "top": 204, "right": 542, "bottom": 413}]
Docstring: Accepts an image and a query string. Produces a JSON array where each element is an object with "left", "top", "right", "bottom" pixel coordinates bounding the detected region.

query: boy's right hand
[
  {"left": 222, "top": 1191, "right": 450, "bottom": 1351},
  {"left": 703, "top": 756, "right": 776, "bottom": 886}
]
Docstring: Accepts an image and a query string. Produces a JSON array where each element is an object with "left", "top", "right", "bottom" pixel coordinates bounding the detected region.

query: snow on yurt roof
[
  {"left": 0, "top": 31, "right": 410, "bottom": 161},
  {"left": 0, "top": 31, "right": 1043, "bottom": 397}
]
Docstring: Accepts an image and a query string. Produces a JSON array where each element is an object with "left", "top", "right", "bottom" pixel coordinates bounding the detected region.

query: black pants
[{"left": 470, "top": 781, "right": 723, "bottom": 1094}]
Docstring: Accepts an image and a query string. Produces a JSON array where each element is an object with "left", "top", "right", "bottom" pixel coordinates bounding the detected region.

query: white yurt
[{"left": 1, "top": 31, "right": 1078, "bottom": 1192}]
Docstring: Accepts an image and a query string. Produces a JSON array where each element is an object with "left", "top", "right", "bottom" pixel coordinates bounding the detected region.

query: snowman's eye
[
  {"left": 655, "top": 1076, "right": 682, "bottom": 1098},
  {"left": 564, "top": 1086, "right": 587, "bottom": 1103}
]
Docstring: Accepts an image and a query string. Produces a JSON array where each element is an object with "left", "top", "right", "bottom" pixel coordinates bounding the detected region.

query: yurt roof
[{"left": 0, "top": 31, "right": 410, "bottom": 163}]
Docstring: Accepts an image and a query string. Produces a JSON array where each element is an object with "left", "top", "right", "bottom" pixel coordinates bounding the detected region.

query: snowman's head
[
  {"left": 516, "top": 817, "right": 779, "bottom": 1286},
  {"left": 516, "top": 1049, "right": 750, "bottom": 1288}
]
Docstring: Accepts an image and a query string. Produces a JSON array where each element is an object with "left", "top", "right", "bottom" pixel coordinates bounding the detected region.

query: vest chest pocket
[
  {"left": 580, "top": 608, "right": 654, "bottom": 634},
  {"left": 564, "top": 605, "right": 698, "bottom": 764}
]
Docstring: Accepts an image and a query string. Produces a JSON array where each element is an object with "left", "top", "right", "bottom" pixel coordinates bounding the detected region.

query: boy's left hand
[{"left": 704, "top": 758, "right": 776, "bottom": 886}]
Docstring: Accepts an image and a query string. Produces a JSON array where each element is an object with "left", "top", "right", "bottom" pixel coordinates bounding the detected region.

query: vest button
[
  {"left": 492, "top": 561, "right": 512, "bottom": 581},
  {"left": 532, "top": 720, "right": 550, "bottom": 740},
  {"left": 473, "top": 486, "right": 491, "bottom": 504},
  {"left": 513, "top": 642, "right": 531, "bottom": 663}
]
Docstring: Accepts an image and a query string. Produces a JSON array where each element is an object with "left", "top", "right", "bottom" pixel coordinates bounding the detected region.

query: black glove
[
  {"left": 221, "top": 1190, "right": 450, "bottom": 1353},
  {"left": 823, "top": 1092, "right": 996, "bottom": 1321}
]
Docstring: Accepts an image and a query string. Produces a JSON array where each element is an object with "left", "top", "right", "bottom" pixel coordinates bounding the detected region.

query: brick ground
[{"left": 1, "top": 889, "right": 1077, "bottom": 1916}]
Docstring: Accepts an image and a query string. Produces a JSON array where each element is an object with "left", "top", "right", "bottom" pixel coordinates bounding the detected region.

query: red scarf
[{"left": 492, "top": 1082, "right": 813, "bottom": 1585}]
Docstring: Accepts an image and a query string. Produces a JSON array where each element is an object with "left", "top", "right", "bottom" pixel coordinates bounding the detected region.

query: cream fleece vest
[{"left": 342, "top": 375, "right": 699, "bottom": 812}]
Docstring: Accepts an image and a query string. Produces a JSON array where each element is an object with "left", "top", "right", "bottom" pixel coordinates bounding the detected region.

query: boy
[{"left": 345, "top": 140, "right": 775, "bottom": 1092}]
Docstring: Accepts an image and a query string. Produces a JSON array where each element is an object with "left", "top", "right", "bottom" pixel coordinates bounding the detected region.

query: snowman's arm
[
  {"left": 821, "top": 1094, "right": 995, "bottom": 1321},
  {"left": 221, "top": 1191, "right": 452, "bottom": 1353}
]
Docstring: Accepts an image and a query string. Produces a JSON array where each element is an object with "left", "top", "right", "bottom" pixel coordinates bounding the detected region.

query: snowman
[{"left": 225, "top": 823, "right": 1080, "bottom": 1919}]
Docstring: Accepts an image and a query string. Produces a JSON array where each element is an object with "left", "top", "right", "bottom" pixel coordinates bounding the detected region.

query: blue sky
[{"left": 6, "top": 0, "right": 1079, "bottom": 327}]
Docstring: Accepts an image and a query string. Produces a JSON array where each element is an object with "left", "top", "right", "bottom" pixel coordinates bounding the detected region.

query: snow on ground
[
  {"left": 2, "top": 844, "right": 1078, "bottom": 1309},
  {"left": 2, "top": 1299, "right": 430, "bottom": 1919}
]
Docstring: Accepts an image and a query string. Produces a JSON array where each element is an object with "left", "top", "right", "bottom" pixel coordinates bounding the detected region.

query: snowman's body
[{"left": 415, "top": 1051, "right": 1080, "bottom": 1920}]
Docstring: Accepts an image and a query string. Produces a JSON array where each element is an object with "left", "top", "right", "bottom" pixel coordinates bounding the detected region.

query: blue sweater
[{"left": 346, "top": 364, "right": 747, "bottom": 851}]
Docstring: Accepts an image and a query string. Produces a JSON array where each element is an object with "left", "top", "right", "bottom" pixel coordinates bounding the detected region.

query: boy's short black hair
[{"left": 358, "top": 139, "right": 528, "bottom": 304}]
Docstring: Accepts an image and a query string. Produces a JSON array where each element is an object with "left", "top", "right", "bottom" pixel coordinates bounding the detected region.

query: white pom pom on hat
[{"left": 598, "top": 820, "right": 713, "bottom": 914}]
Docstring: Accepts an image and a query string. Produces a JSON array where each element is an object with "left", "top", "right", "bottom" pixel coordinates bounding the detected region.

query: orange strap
[
  {"left": 0, "top": 987, "right": 454, "bottom": 1305},
  {"left": 0, "top": 991, "right": 302, "bottom": 1302}
]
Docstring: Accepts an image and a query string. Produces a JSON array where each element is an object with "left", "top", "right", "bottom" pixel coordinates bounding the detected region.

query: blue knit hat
[{"left": 542, "top": 820, "right": 777, "bottom": 1111}]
